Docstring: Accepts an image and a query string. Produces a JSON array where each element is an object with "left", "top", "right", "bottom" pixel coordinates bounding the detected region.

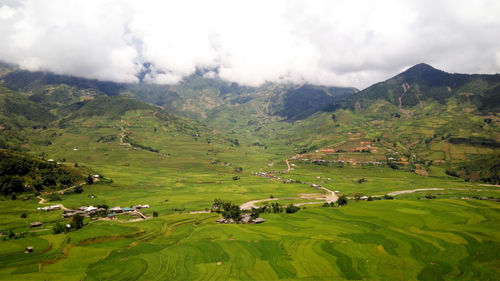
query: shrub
[
  {"left": 285, "top": 204, "right": 300, "bottom": 213},
  {"left": 213, "top": 199, "right": 241, "bottom": 220},
  {"left": 270, "top": 202, "right": 283, "bottom": 213},
  {"left": 338, "top": 195, "right": 348, "bottom": 206},
  {"left": 424, "top": 194, "right": 436, "bottom": 199},
  {"left": 53, "top": 222, "right": 65, "bottom": 234},
  {"left": 47, "top": 194, "right": 61, "bottom": 201},
  {"left": 72, "top": 214, "right": 84, "bottom": 230}
]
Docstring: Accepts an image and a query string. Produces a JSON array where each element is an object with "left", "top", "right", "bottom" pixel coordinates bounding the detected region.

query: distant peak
[
  {"left": 395, "top": 63, "right": 448, "bottom": 80},
  {"left": 405, "top": 63, "right": 438, "bottom": 73}
]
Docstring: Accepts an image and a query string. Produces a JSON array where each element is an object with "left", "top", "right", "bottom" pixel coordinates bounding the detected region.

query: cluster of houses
[
  {"left": 252, "top": 171, "right": 285, "bottom": 181},
  {"left": 316, "top": 143, "right": 376, "bottom": 153},
  {"left": 61, "top": 204, "right": 149, "bottom": 218},
  {"left": 253, "top": 171, "right": 338, "bottom": 192},
  {"left": 109, "top": 204, "right": 149, "bottom": 214},
  {"left": 216, "top": 214, "right": 265, "bottom": 224},
  {"left": 292, "top": 158, "right": 384, "bottom": 166},
  {"left": 62, "top": 206, "right": 107, "bottom": 218},
  {"left": 253, "top": 171, "right": 299, "bottom": 184}
]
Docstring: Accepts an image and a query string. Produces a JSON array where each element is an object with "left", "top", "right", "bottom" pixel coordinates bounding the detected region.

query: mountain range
[{"left": 0, "top": 62, "right": 499, "bottom": 184}]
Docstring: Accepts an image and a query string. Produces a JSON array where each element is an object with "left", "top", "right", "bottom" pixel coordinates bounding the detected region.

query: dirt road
[
  {"left": 239, "top": 186, "right": 338, "bottom": 210},
  {"left": 37, "top": 195, "right": 68, "bottom": 211},
  {"left": 386, "top": 188, "right": 444, "bottom": 196},
  {"left": 285, "top": 159, "right": 291, "bottom": 172}
]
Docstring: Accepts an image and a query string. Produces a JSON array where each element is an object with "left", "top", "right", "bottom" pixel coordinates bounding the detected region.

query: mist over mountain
[
  {"left": 0, "top": 2, "right": 499, "bottom": 278},
  {"left": 0, "top": 1, "right": 499, "bottom": 88}
]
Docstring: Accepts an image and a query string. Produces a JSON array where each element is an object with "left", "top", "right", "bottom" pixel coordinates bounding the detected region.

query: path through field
[
  {"left": 386, "top": 188, "right": 444, "bottom": 196},
  {"left": 240, "top": 186, "right": 338, "bottom": 210}
]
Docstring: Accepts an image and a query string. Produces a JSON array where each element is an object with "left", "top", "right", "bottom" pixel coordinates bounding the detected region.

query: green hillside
[
  {"left": 0, "top": 64, "right": 498, "bottom": 280},
  {"left": 339, "top": 63, "right": 500, "bottom": 112},
  {"left": 0, "top": 149, "right": 83, "bottom": 196}
]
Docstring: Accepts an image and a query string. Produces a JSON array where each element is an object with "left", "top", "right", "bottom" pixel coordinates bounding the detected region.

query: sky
[{"left": 0, "top": 0, "right": 499, "bottom": 89}]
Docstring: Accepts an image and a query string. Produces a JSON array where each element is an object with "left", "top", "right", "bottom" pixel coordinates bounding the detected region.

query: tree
[
  {"left": 0, "top": 176, "right": 25, "bottom": 196},
  {"left": 338, "top": 195, "right": 348, "bottom": 206},
  {"left": 72, "top": 214, "right": 84, "bottom": 230},
  {"left": 86, "top": 175, "right": 94, "bottom": 185},
  {"left": 285, "top": 204, "right": 300, "bottom": 213},
  {"left": 213, "top": 199, "right": 241, "bottom": 220},
  {"left": 74, "top": 185, "right": 84, "bottom": 194},
  {"left": 97, "top": 204, "right": 109, "bottom": 209},
  {"left": 250, "top": 208, "right": 260, "bottom": 219},
  {"left": 53, "top": 222, "right": 65, "bottom": 234},
  {"left": 270, "top": 202, "right": 283, "bottom": 213},
  {"left": 8, "top": 229, "right": 16, "bottom": 239}
]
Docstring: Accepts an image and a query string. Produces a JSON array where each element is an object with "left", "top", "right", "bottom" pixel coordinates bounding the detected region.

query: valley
[{"left": 0, "top": 63, "right": 499, "bottom": 280}]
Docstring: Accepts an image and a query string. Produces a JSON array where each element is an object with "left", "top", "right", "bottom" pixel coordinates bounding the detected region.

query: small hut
[
  {"left": 253, "top": 218, "right": 265, "bottom": 224},
  {"left": 240, "top": 214, "right": 252, "bottom": 224},
  {"left": 29, "top": 222, "right": 43, "bottom": 228}
]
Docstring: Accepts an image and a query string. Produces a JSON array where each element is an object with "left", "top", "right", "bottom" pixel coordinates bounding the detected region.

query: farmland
[
  {"left": 0, "top": 129, "right": 499, "bottom": 280},
  {"left": 0, "top": 194, "right": 498, "bottom": 280},
  {"left": 0, "top": 63, "right": 499, "bottom": 280}
]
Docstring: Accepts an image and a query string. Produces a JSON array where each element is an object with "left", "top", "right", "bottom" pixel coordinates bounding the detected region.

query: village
[
  {"left": 29, "top": 204, "right": 151, "bottom": 230},
  {"left": 291, "top": 157, "right": 385, "bottom": 166}
]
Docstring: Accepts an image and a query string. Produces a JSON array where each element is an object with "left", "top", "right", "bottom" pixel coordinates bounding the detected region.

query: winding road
[{"left": 239, "top": 186, "right": 338, "bottom": 210}]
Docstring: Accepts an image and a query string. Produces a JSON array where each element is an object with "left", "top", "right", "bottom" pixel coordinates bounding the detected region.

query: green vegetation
[
  {"left": 446, "top": 152, "right": 500, "bottom": 184},
  {"left": 213, "top": 199, "right": 242, "bottom": 220},
  {"left": 0, "top": 150, "right": 82, "bottom": 196},
  {"left": 0, "top": 64, "right": 498, "bottom": 280},
  {"left": 0, "top": 199, "right": 498, "bottom": 280}
]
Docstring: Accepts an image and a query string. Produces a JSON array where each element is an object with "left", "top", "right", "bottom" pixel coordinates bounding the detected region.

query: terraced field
[
  {"left": 0, "top": 199, "right": 498, "bottom": 280},
  {"left": 0, "top": 69, "right": 499, "bottom": 280},
  {"left": 1, "top": 113, "right": 498, "bottom": 280}
]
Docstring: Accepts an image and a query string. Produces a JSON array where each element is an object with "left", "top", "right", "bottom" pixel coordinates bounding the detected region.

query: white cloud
[{"left": 0, "top": 0, "right": 499, "bottom": 88}]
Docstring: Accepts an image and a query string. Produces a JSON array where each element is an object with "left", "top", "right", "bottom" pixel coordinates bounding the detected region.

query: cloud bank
[{"left": 0, "top": 0, "right": 499, "bottom": 88}]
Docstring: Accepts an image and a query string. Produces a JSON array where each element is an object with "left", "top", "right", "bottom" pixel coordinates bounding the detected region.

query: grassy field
[
  {"left": 0, "top": 199, "right": 498, "bottom": 280},
  {"left": 0, "top": 97, "right": 499, "bottom": 280},
  {"left": 1, "top": 136, "right": 499, "bottom": 280}
]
